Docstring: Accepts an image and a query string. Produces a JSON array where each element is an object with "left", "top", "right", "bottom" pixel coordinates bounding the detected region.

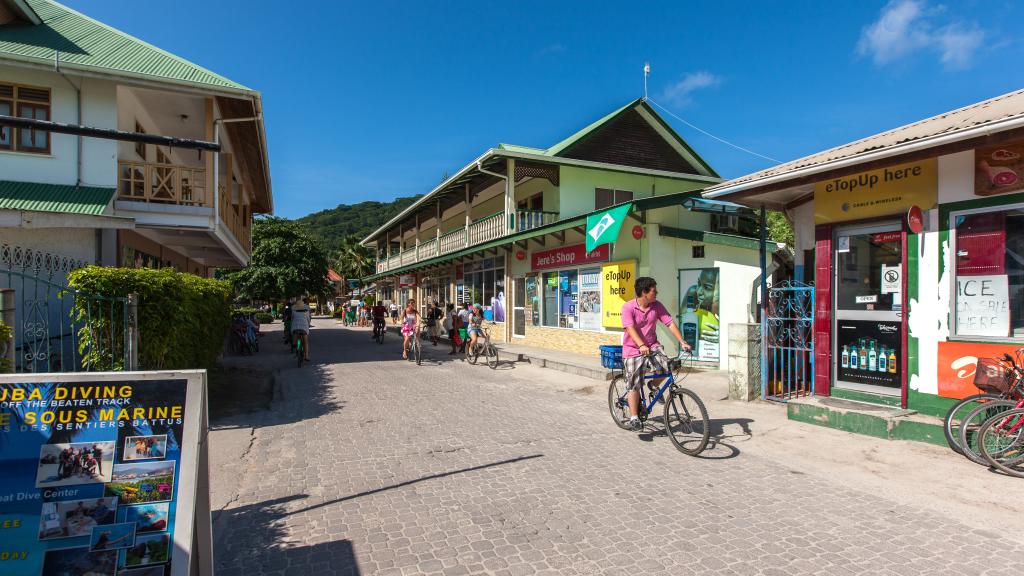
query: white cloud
[
  {"left": 857, "top": 0, "right": 985, "bottom": 69},
  {"left": 534, "top": 44, "right": 566, "bottom": 57},
  {"left": 659, "top": 71, "right": 721, "bottom": 106}
]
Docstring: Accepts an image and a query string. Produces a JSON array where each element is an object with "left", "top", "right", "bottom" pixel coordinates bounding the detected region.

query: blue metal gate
[
  {"left": 0, "top": 244, "right": 129, "bottom": 373},
  {"left": 763, "top": 281, "right": 814, "bottom": 401}
]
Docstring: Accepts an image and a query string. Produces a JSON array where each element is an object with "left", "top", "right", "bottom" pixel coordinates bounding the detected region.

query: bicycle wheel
[
  {"left": 485, "top": 343, "right": 498, "bottom": 369},
  {"left": 664, "top": 387, "right": 710, "bottom": 456},
  {"left": 467, "top": 342, "right": 480, "bottom": 365},
  {"left": 295, "top": 340, "right": 304, "bottom": 368},
  {"left": 414, "top": 338, "right": 422, "bottom": 366},
  {"left": 957, "top": 400, "right": 1018, "bottom": 465},
  {"left": 608, "top": 375, "right": 632, "bottom": 430},
  {"left": 979, "top": 408, "right": 1024, "bottom": 478},
  {"left": 944, "top": 393, "right": 1003, "bottom": 455}
]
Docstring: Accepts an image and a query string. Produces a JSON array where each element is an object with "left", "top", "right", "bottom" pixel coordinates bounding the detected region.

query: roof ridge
[{"left": 25, "top": 0, "right": 250, "bottom": 91}]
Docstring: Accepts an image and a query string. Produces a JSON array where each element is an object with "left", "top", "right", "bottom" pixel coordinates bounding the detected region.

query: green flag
[{"left": 586, "top": 203, "right": 632, "bottom": 253}]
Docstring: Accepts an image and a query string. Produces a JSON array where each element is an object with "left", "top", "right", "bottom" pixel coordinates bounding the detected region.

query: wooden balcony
[
  {"left": 373, "top": 209, "right": 567, "bottom": 275},
  {"left": 118, "top": 160, "right": 207, "bottom": 206}
]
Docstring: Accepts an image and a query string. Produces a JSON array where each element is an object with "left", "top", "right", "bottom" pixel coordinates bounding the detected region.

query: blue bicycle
[{"left": 606, "top": 349, "right": 710, "bottom": 456}]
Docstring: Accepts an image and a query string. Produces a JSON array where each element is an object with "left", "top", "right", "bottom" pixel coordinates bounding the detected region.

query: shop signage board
[
  {"left": 937, "top": 341, "right": 1022, "bottom": 399},
  {"left": 531, "top": 243, "right": 609, "bottom": 271},
  {"left": 836, "top": 320, "right": 901, "bottom": 388},
  {"left": 814, "top": 159, "right": 937, "bottom": 224},
  {"left": 0, "top": 371, "right": 212, "bottom": 576},
  {"left": 601, "top": 260, "right": 636, "bottom": 328},
  {"left": 955, "top": 274, "right": 1011, "bottom": 337},
  {"left": 578, "top": 268, "right": 602, "bottom": 331},
  {"left": 975, "top": 140, "right": 1024, "bottom": 197},
  {"left": 678, "top": 268, "right": 721, "bottom": 361},
  {"left": 399, "top": 275, "right": 416, "bottom": 287}
]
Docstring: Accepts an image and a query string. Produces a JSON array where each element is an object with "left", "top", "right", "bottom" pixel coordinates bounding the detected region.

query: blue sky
[{"left": 64, "top": 0, "right": 1024, "bottom": 219}]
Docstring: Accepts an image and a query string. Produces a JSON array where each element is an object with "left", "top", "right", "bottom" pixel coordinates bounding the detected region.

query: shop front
[{"left": 704, "top": 90, "right": 1024, "bottom": 416}]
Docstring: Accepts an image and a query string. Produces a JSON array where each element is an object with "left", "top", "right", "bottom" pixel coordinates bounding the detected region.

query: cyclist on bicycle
[
  {"left": 621, "top": 276, "right": 691, "bottom": 431},
  {"left": 371, "top": 301, "right": 387, "bottom": 339},
  {"left": 291, "top": 297, "right": 311, "bottom": 361},
  {"left": 466, "top": 304, "right": 484, "bottom": 354},
  {"left": 400, "top": 299, "right": 420, "bottom": 359}
]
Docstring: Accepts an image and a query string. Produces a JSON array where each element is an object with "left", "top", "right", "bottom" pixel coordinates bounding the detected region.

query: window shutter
[
  {"left": 956, "top": 212, "right": 1006, "bottom": 275},
  {"left": 595, "top": 188, "right": 613, "bottom": 210}
]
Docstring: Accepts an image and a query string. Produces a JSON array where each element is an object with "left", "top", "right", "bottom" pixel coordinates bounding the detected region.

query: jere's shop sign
[
  {"left": 531, "top": 243, "right": 609, "bottom": 271},
  {"left": 814, "top": 159, "right": 937, "bottom": 224}
]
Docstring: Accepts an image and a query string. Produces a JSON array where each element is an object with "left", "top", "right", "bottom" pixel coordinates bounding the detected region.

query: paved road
[{"left": 212, "top": 323, "right": 1021, "bottom": 576}]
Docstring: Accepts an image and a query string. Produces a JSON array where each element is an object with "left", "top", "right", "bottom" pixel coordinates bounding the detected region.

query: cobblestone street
[{"left": 211, "top": 322, "right": 1024, "bottom": 576}]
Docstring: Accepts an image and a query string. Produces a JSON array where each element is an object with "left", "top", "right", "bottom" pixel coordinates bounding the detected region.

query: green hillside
[{"left": 296, "top": 195, "right": 421, "bottom": 246}]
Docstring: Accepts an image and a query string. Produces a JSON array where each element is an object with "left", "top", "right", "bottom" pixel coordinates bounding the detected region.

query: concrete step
[
  {"left": 508, "top": 351, "right": 611, "bottom": 380},
  {"left": 787, "top": 396, "right": 947, "bottom": 446}
]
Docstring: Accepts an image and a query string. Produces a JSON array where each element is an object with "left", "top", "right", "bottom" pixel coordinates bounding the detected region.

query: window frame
[
  {"left": 0, "top": 91, "right": 11, "bottom": 151},
  {"left": 949, "top": 201, "right": 1024, "bottom": 343},
  {"left": 0, "top": 83, "right": 52, "bottom": 155},
  {"left": 594, "top": 188, "right": 633, "bottom": 210}
]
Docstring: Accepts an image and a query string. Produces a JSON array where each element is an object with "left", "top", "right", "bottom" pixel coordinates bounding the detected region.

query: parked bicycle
[
  {"left": 943, "top": 348, "right": 1024, "bottom": 473},
  {"left": 605, "top": 345, "right": 710, "bottom": 456},
  {"left": 464, "top": 322, "right": 498, "bottom": 369}
]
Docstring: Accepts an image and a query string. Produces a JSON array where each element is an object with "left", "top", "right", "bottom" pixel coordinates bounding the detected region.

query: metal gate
[
  {"left": 0, "top": 245, "right": 130, "bottom": 373},
  {"left": 763, "top": 281, "right": 814, "bottom": 401}
]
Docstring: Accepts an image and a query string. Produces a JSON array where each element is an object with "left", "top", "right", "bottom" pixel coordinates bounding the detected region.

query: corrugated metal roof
[
  {"left": 706, "top": 87, "right": 1024, "bottom": 195},
  {"left": 0, "top": 0, "right": 250, "bottom": 92},
  {"left": 0, "top": 180, "right": 113, "bottom": 215}
]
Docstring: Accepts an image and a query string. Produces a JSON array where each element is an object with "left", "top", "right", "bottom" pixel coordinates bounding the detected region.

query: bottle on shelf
[
  {"left": 841, "top": 345, "right": 850, "bottom": 369},
  {"left": 850, "top": 345, "right": 860, "bottom": 370},
  {"left": 888, "top": 348, "right": 897, "bottom": 373},
  {"left": 868, "top": 342, "right": 878, "bottom": 372},
  {"left": 878, "top": 346, "right": 888, "bottom": 372}
]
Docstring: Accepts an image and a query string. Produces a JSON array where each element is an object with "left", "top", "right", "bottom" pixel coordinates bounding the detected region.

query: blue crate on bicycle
[{"left": 599, "top": 345, "right": 624, "bottom": 369}]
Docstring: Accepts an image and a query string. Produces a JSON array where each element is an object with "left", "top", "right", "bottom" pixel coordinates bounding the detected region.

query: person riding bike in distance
[
  {"left": 291, "top": 297, "right": 311, "bottom": 361},
  {"left": 371, "top": 301, "right": 388, "bottom": 339},
  {"left": 621, "top": 276, "right": 691, "bottom": 432},
  {"left": 466, "top": 304, "right": 484, "bottom": 355},
  {"left": 400, "top": 299, "right": 420, "bottom": 359}
]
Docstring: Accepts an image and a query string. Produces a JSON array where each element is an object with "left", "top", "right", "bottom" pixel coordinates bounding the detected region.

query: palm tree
[{"left": 332, "top": 235, "right": 374, "bottom": 287}]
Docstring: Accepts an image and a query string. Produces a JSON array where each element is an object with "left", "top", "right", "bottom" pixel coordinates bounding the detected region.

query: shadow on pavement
[
  {"left": 213, "top": 494, "right": 362, "bottom": 576},
  {"left": 635, "top": 415, "right": 753, "bottom": 460},
  {"left": 286, "top": 454, "right": 544, "bottom": 517}
]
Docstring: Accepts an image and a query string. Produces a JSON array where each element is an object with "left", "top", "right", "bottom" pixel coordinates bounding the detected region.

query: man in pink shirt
[{"left": 621, "top": 276, "right": 691, "bottom": 431}]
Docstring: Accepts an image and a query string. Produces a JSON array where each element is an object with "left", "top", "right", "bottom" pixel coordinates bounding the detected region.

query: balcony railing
[
  {"left": 374, "top": 209, "right": 564, "bottom": 274},
  {"left": 517, "top": 209, "right": 558, "bottom": 232},
  {"left": 468, "top": 212, "right": 504, "bottom": 245},
  {"left": 118, "top": 160, "right": 207, "bottom": 206}
]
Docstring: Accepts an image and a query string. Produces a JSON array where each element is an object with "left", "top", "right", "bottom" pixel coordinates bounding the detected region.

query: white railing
[
  {"left": 419, "top": 238, "right": 438, "bottom": 258},
  {"left": 468, "top": 212, "right": 504, "bottom": 245},
  {"left": 517, "top": 210, "right": 559, "bottom": 232},
  {"left": 387, "top": 255, "right": 401, "bottom": 270},
  {"left": 439, "top": 229, "right": 467, "bottom": 255},
  {"left": 400, "top": 248, "right": 416, "bottom": 266}
]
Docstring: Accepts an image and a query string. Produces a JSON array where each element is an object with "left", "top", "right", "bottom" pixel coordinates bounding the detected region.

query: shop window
[
  {"left": 952, "top": 205, "right": 1024, "bottom": 340},
  {"left": 595, "top": 188, "right": 633, "bottom": 210},
  {"left": 543, "top": 272, "right": 559, "bottom": 327},
  {"left": 525, "top": 275, "right": 539, "bottom": 326}
]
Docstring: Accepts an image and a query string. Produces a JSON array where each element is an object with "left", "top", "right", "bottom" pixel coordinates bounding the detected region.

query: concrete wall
[
  {"left": 0, "top": 64, "right": 117, "bottom": 189},
  {"left": 0, "top": 227, "right": 97, "bottom": 264}
]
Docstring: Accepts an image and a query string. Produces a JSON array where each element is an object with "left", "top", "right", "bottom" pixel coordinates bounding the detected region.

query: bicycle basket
[
  {"left": 599, "top": 345, "right": 623, "bottom": 370},
  {"left": 974, "top": 358, "right": 1014, "bottom": 394}
]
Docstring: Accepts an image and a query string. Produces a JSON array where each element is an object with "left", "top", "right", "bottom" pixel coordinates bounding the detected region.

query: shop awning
[
  {"left": 658, "top": 225, "right": 780, "bottom": 252},
  {"left": 680, "top": 197, "right": 756, "bottom": 218}
]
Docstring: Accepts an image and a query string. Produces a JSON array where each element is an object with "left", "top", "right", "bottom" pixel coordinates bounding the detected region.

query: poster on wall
[
  {"left": 937, "top": 341, "right": 1022, "bottom": 399},
  {"left": 601, "top": 260, "right": 636, "bottom": 328},
  {"left": 955, "top": 274, "right": 1011, "bottom": 337},
  {"left": 678, "top": 269, "right": 721, "bottom": 361},
  {"left": 975, "top": 141, "right": 1024, "bottom": 196},
  {"left": 578, "top": 268, "right": 602, "bottom": 331},
  {"left": 0, "top": 373, "right": 208, "bottom": 576},
  {"left": 835, "top": 320, "right": 901, "bottom": 388}
]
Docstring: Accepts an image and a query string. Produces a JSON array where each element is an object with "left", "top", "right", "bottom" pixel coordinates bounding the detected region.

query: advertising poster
[
  {"left": 975, "top": 140, "right": 1024, "bottom": 197},
  {"left": 0, "top": 374, "right": 205, "bottom": 576},
  {"left": 813, "top": 158, "right": 936, "bottom": 224},
  {"left": 601, "top": 260, "right": 635, "bottom": 328},
  {"left": 578, "top": 268, "right": 602, "bottom": 331},
  {"left": 835, "top": 320, "right": 901, "bottom": 388},
  {"left": 678, "top": 268, "right": 721, "bottom": 361},
  {"left": 937, "top": 341, "right": 1022, "bottom": 399}
]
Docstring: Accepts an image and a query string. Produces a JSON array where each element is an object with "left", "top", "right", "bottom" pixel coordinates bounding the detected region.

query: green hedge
[
  {"left": 67, "top": 267, "right": 232, "bottom": 371},
  {"left": 256, "top": 312, "right": 273, "bottom": 324}
]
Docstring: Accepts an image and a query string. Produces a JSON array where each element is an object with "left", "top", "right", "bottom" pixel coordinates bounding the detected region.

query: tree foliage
[
  {"left": 332, "top": 235, "right": 374, "bottom": 283},
  {"left": 227, "top": 217, "right": 331, "bottom": 301},
  {"left": 297, "top": 195, "right": 421, "bottom": 247},
  {"left": 766, "top": 211, "right": 795, "bottom": 246}
]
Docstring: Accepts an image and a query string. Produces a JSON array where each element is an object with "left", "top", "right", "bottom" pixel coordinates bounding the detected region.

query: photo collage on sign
[
  {"left": 32, "top": 431, "right": 174, "bottom": 575},
  {"left": 36, "top": 430, "right": 176, "bottom": 576}
]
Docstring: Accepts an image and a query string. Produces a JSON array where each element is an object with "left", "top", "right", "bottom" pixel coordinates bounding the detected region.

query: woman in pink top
[{"left": 620, "top": 276, "right": 690, "bottom": 431}]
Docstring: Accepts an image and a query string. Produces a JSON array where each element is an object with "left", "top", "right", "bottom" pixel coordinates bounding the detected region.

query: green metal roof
[
  {"left": 658, "top": 225, "right": 778, "bottom": 252},
  {"left": 0, "top": 0, "right": 251, "bottom": 93},
  {"left": 0, "top": 180, "right": 114, "bottom": 215}
]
